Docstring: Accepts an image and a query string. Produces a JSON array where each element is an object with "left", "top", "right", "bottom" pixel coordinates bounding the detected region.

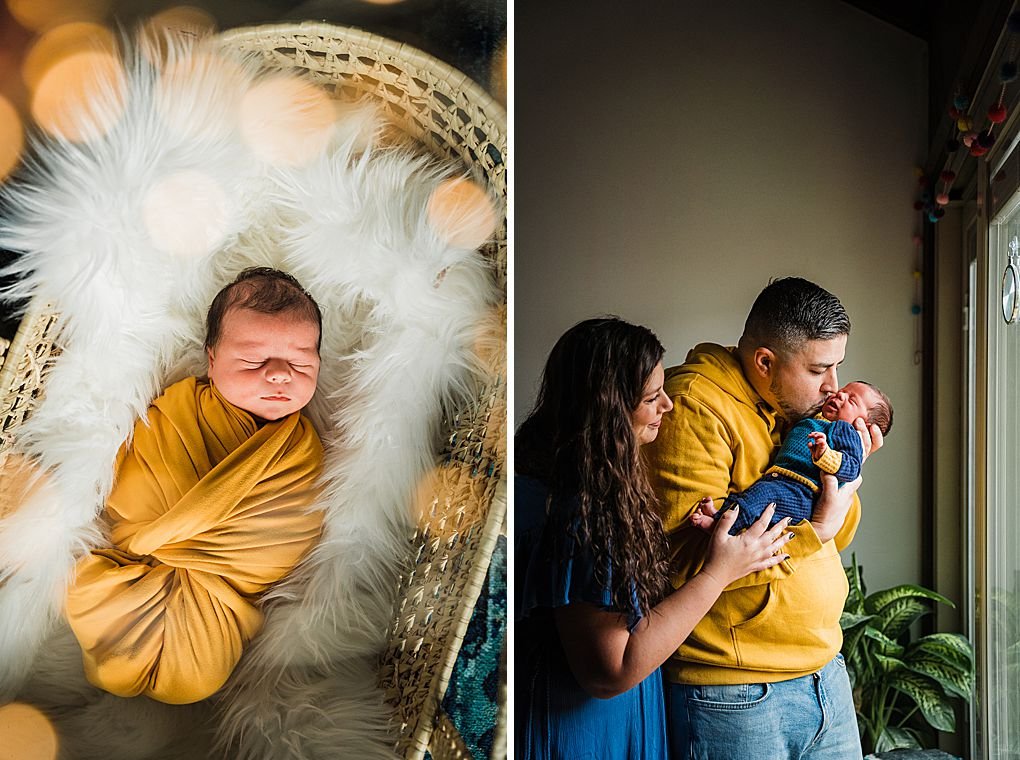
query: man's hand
[
  {"left": 810, "top": 472, "right": 861, "bottom": 542},
  {"left": 854, "top": 417, "right": 883, "bottom": 462}
]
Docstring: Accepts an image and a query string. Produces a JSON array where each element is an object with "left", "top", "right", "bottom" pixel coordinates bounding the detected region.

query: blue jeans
[{"left": 666, "top": 654, "right": 862, "bottom": 759}]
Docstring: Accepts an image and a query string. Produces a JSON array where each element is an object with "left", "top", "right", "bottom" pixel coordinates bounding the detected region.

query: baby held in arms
[
  {"left": 65, "top": 267, "right": 325, "bottom": 704},
  {"left": 697, "top": 381, "right": 893, "bottom": 535}
]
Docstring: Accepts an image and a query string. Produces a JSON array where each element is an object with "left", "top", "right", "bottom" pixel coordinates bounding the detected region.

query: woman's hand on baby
[{"left": 700, "top": 504, "right": 793, "bottom": 588}]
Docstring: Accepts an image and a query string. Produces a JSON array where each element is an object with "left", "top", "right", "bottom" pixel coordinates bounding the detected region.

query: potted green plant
[{"left": 841, "top": 554, "right": 975, "bottom": 753}]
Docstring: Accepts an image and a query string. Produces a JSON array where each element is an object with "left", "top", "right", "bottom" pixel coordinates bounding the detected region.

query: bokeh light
[
  {"left": 0, "top": 454, "right": 49, "bottom": 519},
  {"left": 31, "top": 48, "right": 125, "bottom": 142},
  {"left": 141, "top": 5, "right": 218, "bottom": 62},
  {"left": 239, "top": 75, "right": 336, "bottom": 166},
  {"left": 156, "top": 51, "right": 247, "bottom": 141},
  {"left": 0, "top": 95, "right": 24, "bottom": 183},
  {"left": 22, "top": 22, "right": 116, "bottom": 93},
  {"left": 427, "top": 177, "right": 498, "bottom": 250},
  {"left": 143, "top": 170, "right": 231, "bottom": 258},
  {"left": 0, "top": 702, "right": 58, "bottom": 759},
  {"left": 490, "top": 38, "right": 507, "bottom": 106},
  {"left": 6, "top": 0, "right": 110, "bottom": 33},
  {"left": 413, "top": 464, "right": 487, "bottom": 535}
]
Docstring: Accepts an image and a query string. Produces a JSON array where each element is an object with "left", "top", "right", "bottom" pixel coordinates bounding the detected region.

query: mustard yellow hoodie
[{"left": 644, "top": 343, "right": 860, "bottom": 685}]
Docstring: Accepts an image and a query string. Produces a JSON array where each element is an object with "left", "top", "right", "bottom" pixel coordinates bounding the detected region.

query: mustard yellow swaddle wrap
[{"left": 65, "top": 377, "right": 324, "bottom": 704}]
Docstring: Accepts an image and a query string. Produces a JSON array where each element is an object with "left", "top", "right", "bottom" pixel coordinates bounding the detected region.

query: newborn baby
[
  {"left": 66, "top": 267, "right": 325, "bottom": 704},
  {"left": 706, "top": 381, "right": 893, "bottom": 535}
]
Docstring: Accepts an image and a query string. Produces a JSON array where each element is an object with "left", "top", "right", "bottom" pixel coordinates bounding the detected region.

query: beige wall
[{"left": 515, "top": 1, "right": 928, "bottom": 590}]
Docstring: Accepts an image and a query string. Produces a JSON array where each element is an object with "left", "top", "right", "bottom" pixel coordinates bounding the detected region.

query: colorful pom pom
[
  {"left": 970, "top": 143, "right": 989, "bottom": 157},
  {"left": 989, "top": 103, "right": 1008, "bottom": 123},
  {"left": 940, "top": 170, "right": 956, "bottom": 183},
  {"left": 1002, "top": 61, "right": 1018, "bottom": 83},
  {"left": 913, "top": 269, "right": 922, "bottom": 278},
  {"left": 957, "top": 116, "right": 973, "bottom": 132},
  {"left": 949, "top": 106, "right": 962, "bottom": 120},
  {"left": 936, "top": 193, "right": 950, "bottom": 205},
  {"left": 954, "top": 94, "right": 970, "bottom": 110},
  {"left": 963, "top": 132, "right": 977, "bottom": 147},
  {"left": 946, "top": 138, "right": 960, "bottom": 152},
  {"left": 978, "top": 130, "right": 997, "bottom": 148},
  {"left": 911, "top": 304, "right": 923, "bottom": 314}
]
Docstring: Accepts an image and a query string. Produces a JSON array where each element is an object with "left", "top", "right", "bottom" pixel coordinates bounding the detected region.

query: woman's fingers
[{"left": 742, "top": 502, "right": 776, "bottom": 538}]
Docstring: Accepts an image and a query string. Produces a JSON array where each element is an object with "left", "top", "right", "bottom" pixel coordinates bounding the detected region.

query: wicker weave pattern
[
  {"left": 430, "top": 711, "right": 474, "bottom": 760},
  {"left": 0, "top": 303, "right": 60, "bottom": 455},
  {"left": 218, "top": 23, "right": 507, "bottom": 292},
  {"left": 0, "top": 23, "right": 507, "bottom": 760}
]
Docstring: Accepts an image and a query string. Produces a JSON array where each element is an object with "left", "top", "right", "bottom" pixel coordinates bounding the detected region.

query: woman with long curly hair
[{"left": 516, "top": 317, "right": 795, "bottom": 758}]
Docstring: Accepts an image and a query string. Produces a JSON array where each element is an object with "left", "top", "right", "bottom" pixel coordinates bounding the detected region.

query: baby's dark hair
[
  {"left": 205, "top": 267, "right": 322, "bottom": 351},
  {"left": 858, "top": 380, "right": 894, "bottom": 436}
]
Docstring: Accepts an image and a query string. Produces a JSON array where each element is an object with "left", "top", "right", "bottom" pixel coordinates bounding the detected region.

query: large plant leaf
[
  {"left": 910, "top": 633, "right": 975, "bottom": 669},
  {"left": 905, "top": 655, "right": 973, "bottom": 700},
  {"left": 888, "top": 671, "right": 956, "bottom": 732},
  {"left": 844, "top": 554, "right": 866, "bottom": 614},
  {"left": 864, "top": 627, "right": 905, "bottom": 657},
  {"left": 874, "top": 653, "right": 906, "bottom": 675},
  {"left": 864, "top": 584, "right": 954, "bottom": 616},
  {"left": 873, "top": 597, "right": 932, "bottom": 639},
  {"left": 840, "top": 612, "right": 873, "bottom": 630},
  {"left": 874, "top": 726, "right": 921, "bottom": 753}
]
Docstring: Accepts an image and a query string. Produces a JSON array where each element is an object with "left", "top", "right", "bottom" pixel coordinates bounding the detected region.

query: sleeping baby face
[
  {"left": 207, "top": 306, "right": 321, "bottom": 421},
  {"left": 820, "top": 381, "right": 880, "bottom": 426}
]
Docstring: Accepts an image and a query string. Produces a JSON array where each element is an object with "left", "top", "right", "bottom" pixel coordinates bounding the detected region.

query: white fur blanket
[{"left": 0, "top": 34, "right": 498, "bottom": 759}]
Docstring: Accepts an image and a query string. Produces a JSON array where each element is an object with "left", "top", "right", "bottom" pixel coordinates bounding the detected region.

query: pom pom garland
[
  {"left": 936, "top": 192, "right": 950, "bottom": 206},
  {"left": 957, "top": 116, "right": 973, "bottom": 131},
  {"left": 989, "top": 103, "right": 1008, "bottom": 123},
  {"left": 954, "top": 94, "right": 971, "bottom": 110}
]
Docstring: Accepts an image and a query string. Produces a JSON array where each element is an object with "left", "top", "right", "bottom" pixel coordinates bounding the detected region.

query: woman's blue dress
[{"left": 515, "top": 475, "right": 669, "bottom": 760}]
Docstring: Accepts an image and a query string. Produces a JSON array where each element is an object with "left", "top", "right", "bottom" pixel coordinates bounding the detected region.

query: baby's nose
[{"left": 265, "top": 362, "right": 291, "bottom": 381}]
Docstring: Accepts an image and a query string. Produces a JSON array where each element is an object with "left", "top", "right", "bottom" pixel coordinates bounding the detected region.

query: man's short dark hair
[
  {"left": 739, "top": 277, "right": 850, "bottom": 354},
  {"left": 205, "top": 267, "right": 322, "bottom": 351}
]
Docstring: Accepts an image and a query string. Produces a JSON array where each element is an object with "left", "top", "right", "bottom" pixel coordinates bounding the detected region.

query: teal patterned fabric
[{"left": 427, "top": 536, "right": 506, "bottom": 759}]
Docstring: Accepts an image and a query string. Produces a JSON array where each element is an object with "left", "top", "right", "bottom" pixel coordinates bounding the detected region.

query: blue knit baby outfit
[{"left": 722, "top": 416, "right": 864, "bottom": 534}]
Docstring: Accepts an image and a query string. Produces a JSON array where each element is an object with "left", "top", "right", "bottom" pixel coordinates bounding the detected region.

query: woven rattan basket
[{"left": 0, "top": 22, "right": 506, "bottom": 760}]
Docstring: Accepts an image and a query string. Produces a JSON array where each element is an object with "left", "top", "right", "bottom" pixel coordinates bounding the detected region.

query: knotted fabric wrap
[{"left": 65, "top": 377, "right": 323, "bottom": 704}]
